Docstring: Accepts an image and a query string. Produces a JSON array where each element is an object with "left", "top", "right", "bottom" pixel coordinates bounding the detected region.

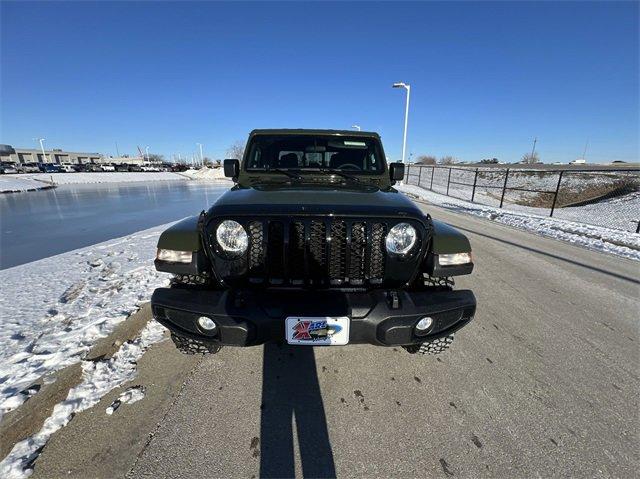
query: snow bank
[
  {"left": 0, "top": 322, "right": 165, "bottom": 479},
  {"left": 180, "top": 166, "right": 229, "bottom": 181},
  {"left": 20, "top": 172, "right": 186, "bottom": 185},
  {"left": 0, "top": 176, "right": 51, "bottom": 193},
  {"left": 0, "top": 223, "right": 173, "bottom": 422},
  {"left": 398, "top": 184, "right": 640, "bottom": 261}
]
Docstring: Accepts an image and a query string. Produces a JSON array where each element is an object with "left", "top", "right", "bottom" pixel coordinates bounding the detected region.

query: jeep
[{"left": 151, "top": 129, "right": 476, "bottom": 355}]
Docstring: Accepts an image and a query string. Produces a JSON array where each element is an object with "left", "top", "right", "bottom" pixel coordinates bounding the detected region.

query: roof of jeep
[{"left": 249, "top": 129, "right": 381, "bottom": 138}]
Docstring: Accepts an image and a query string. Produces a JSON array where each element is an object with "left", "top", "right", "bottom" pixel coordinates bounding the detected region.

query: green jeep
[{"left": 151, "top": 129, "right": 476, "bottom": 355}]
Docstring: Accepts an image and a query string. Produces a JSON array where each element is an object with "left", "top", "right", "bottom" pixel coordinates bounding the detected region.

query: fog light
[
  {"left": 415, "top": 316, "right": 434, "bottom": 332},
  {"left": 197, "top": 316, "right": 217, "bottom": 331}
]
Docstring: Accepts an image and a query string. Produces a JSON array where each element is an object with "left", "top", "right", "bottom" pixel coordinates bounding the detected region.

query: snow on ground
[
  {"left": 20, "top": 172, "right": 186, "bottom": 185},
  {"left": 0, "top": 322, "right": 165, "bottom": 479},
  {"left": 105, "top": 385, "right": 146, "bottom": 415},
  {"left": 405, "top": 167, "right": 640, "bottom": 231},
  {"left": 0, "top": 176, "right": 51, "bottom": 193},
  {"left": 180, "top": 166, "right": 228, "bottom": 181},
  {"left": 398, "top": 184, "right": 640, "bottom": 261},
  {"left": 0, "top": 223, "right": 174, "bottom": 422},
  {"left": 0, "top": 224, "right": 175, "bottom": 477}
]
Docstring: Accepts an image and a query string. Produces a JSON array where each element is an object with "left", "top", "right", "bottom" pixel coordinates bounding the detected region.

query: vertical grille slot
[
  {"left": 369, "top": 223, "right": 386, "bottom": 282},
  {"left": 348, "top": 222, "right": 366, "bottom": 283},
  {"left": 309, "top": 221, "right": 327, "bottom": 281},
  {"left": 266, "top": 221, "right": 284, "bottom": 282},
  {"left": 329, "top": 221, "right": 347, "bottom": 283},
  {"left": 289, "top": 222, "right": 305, "bottom": 283},
  {"left": 248, "top": 221, "right": 265, "bottom": 278}
]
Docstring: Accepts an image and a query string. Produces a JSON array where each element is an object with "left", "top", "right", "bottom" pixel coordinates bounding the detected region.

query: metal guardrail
[{"left": 405, "top": 165, "right": 640, "bottom": 233}]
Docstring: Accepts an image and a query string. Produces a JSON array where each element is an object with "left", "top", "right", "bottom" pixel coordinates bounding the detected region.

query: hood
[{"left": 208, "top": 184, "right": 425, "bottom": 219}]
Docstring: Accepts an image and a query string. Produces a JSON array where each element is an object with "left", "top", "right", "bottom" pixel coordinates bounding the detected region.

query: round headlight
[
  {"left": 386, "top": 223, "right": 417, "bottom": 255},
  {"left": 216, "top": 220, "right": 248, "bottom": 255}
]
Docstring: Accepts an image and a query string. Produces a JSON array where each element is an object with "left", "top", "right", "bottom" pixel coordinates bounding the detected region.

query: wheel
[
  {"left": 171, "top": 332, "right": 222, "bottom": 355},
  {"left": 402, "top": 335, "right": 454, "bottom": 355}
]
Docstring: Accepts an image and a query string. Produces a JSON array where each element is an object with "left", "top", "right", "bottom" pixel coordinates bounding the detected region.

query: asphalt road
[{"left": 32, "top": 203, "right": 639, "bottom": 478}]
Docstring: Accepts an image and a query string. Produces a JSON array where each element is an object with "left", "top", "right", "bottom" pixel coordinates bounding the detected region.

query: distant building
[
  {"left": 0, "top": 146, "right": 160, "bottom": 166},
  {"left": 0, "top": 146, "right": 103, "bottom": 165}
]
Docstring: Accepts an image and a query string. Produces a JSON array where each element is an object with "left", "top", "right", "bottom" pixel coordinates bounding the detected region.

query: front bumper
[{"left": 151, "top": 287, "right": 476, "bottom": 347}]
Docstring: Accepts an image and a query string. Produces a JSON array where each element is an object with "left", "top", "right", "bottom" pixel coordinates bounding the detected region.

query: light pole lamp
[
  {"left": 352, "top": 124, "right": 361, "bottom": 131},
  {"left": 392, "top": 82, "right": 411, "bottom": 164}
]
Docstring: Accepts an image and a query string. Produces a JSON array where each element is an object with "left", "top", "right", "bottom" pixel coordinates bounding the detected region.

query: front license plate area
[{"left": 285, "top": 316, "right": 350, "bottom": 345}]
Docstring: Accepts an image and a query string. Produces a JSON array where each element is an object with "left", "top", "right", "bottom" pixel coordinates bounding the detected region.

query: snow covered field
[
  {"left": 0, "top": 176, "right": 52, "bottom": 193},
  {"left": 405, "top": 167, "right": 640, "bottom": 231},
  {"left": 20, "top": 171, "right": 186, "bottom": 186},
  {"left": 1, "top": 169, "right": 231, "bottom": 194},
  {"left": 0, "top": 224, "right": 173, "bottom": 477},
  {"left": 398, "top": 184, "right": 640, "bottom": 261},
  {"left": 180, "top": 166, "right": 228, "bottom": 181}
]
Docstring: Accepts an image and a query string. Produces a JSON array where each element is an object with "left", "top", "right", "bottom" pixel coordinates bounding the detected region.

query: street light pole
[
  {"left": 393, "top": 82, "right": 411, "bottom": 164},
  {"left": 197, "top": 143, "right": 204, "bottom": 166},
  {"left": 351, "top": 124, "right": 361, "bottom": 131},
  {"left": 145, "top": 146, "right": 149, "bottom": 163},
  {"left": 34, "top": 138, "right": 49, "bottom": 163}
]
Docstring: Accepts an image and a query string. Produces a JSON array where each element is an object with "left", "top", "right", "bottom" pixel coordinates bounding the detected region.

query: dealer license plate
[{"left": 285, "top": 316, "right": 350, "bottom": 345}]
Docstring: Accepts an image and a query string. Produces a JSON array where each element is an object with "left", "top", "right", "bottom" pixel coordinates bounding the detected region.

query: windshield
[{"left": 245, "top": 135, "right": 385, "bottom": 174}]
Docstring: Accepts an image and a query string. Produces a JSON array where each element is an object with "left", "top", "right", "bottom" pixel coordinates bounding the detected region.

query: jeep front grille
[{"left": 245, "top": 218, "right": 387, "bottom": 286}]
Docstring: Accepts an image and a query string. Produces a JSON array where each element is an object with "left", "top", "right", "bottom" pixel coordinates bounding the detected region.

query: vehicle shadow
[{"left": 259, "top": 342, "right": 336, "bottom": 478}]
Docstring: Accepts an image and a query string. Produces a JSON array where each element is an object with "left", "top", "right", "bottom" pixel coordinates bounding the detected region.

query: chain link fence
[{"left": 405, "top": 165, "right": 640, "bottom": 233}]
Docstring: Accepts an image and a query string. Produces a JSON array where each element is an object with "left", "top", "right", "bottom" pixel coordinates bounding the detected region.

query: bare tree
[
  {"left": 226, "top": 141, "right": 245, "bottom": 160},
  {"left": 521, "top": 152, "right": 540, "bottom": 164},
  {"left": 438, "top": 155, "right": 456, "bottom": 165},
  {"left": 415, "top": 155, "right": 437, "bottom": 165},
  {"left": 202, "top": 157, "right": 214, "bottom": 167}
]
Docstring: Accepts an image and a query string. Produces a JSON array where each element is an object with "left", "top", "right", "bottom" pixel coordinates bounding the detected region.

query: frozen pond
[{"left": 0, "top": 181, "right": 229, "bottom": 269}]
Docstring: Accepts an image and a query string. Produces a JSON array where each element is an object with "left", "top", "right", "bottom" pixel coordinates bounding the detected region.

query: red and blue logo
[{"left": 292, "top": 320, "right": 342, "bottom": 341}]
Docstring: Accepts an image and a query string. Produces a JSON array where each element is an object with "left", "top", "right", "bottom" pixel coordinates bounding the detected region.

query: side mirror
[
  {"left": 224, "top": 159, "right": 239, "bottom": 178},
  {"left": 389, "top": 162, "right": 405, "bottom": 181}
]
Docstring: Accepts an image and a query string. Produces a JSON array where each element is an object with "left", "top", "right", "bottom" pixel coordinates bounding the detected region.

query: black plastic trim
[{"left": 151, "top": 287, "right": 476, "bottom": 347}]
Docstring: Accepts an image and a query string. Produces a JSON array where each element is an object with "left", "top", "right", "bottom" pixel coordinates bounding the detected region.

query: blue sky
[{"left": 1, "top": 1, "right": 638, "bottom": 163}]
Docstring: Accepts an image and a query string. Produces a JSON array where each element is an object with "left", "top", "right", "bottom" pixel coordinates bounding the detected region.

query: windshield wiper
[
  {"left": 266, "top": 167, "right": 303, "bottom": 181},
  {"left": 318, "top": 168, "right": 361, "bottom": 183}
]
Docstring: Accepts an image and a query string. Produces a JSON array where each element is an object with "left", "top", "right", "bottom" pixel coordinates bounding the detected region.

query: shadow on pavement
[{"left": 259, "top": 343, "right": 336, "bottom": 478}]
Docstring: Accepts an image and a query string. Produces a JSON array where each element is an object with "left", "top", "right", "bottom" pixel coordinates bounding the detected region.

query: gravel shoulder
[{"left": 29, "top": 203, "right": 640, "bottom": 478}]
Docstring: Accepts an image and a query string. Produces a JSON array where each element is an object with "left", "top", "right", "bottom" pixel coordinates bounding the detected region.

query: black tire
[
  {"left": 171, "top": 332, "right": 222, "bottom": 355},
  {"left": 402, "top": 335, "right": 454, "bottom": 355},
  {"left": 170, "top": 273, "right": 212, "bottom": 287}
]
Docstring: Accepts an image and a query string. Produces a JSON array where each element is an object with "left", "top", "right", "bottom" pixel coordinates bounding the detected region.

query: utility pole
[
  {"left": 531, "top": 137, "right": 537, "bottom": 160},
  {"left": 197, "top": 143, "right": 204, "bottom": 166},
  {"left": 115, "top": 141, "right": 120, "bottom": 157},
  {"left": 34, "top": 138, "right": 49, "bottom": 163},
  {"left": 582, "top": 139, "right": 589, "bottom": 161}
]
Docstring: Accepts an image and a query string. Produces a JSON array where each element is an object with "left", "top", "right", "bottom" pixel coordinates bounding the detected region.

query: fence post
[
  {"left": 430, "top": 166, "right": 435, "bottom": 190},
  {"left": 417, "top": 165, "right": 423, "bottom": 187},
  {"left": 446, "top": 167, "right": 452, "bottom": 196},
  {"left": 499, "top": 169, "right": 510, "bottom": 208},
  {"left": 471, "top": 168, "right": 479, "bottom": 202},
  {"left": 405, "top": 164, "right": 410, "bottom": 183},
  {"left": 549, "top": 170, "right": 564, "bottom": 217}
]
